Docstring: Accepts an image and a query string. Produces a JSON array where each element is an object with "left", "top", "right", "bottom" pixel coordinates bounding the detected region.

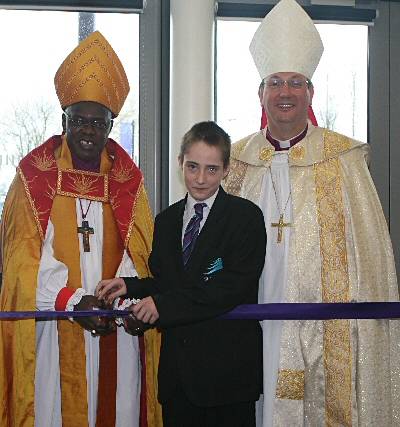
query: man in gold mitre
[
  {"left": 0, "top": 31, "right": 162, "bottom": 427},
  {"left": 224, "top": 0, "right": 400, "bottom": 425}
]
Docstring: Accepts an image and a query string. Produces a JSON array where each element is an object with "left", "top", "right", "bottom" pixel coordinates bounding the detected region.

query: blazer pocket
[{"left": 203, "top": 257, "right": 223, "bottom": 282}]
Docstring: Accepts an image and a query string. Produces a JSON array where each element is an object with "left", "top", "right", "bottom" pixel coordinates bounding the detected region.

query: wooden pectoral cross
[
  {"left": 77, "top": 220, "right": 94, "bottom": 252},
  {"left": 271, "top": 214, "right": 291, "bottom": 243}
]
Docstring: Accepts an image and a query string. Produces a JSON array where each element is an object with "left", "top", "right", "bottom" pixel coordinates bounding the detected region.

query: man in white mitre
[{"left": 224, "top": 0, "right": 400, "bottom": 425}]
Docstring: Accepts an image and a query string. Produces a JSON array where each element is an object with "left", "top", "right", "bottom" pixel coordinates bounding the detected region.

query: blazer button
[
  {"left": 204, "top": 276, "right": 209, "bottom": 282},
  {"left": 182, "top": 338, "right": 188, "bottom": 346}
]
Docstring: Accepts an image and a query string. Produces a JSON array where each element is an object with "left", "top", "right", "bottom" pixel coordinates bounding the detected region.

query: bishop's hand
[
  {"left": 73, "top": 295, "right": 116, "bottom": 336},
  {"left": 123, "top": 313, "right": 153, "bottom": 336},
  {"left": 95, "top": 277, "right": 127, "bottom": 305}
]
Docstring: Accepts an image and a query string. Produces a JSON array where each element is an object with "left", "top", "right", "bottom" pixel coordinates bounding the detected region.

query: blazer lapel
[{"left": 171, "top": 197, "right": 186, "bottom": 271}]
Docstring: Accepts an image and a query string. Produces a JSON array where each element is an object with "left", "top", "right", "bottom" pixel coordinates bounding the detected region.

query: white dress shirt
[{"left": 181, "top": 188, "right": 219, "bottom": 243}]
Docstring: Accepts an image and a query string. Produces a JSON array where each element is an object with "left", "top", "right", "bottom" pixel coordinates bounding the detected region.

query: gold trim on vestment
[
  {"left": 314, "top": 134, "right": 352, "bottom": 426},
  {"left": 289, "top": 145, "right": 305, "bottom": 160},
  {"left": 231, "top": 135, "right": 251, "bottom": 158},
  {"left": 18, "top": 168, "right": 45, "bottom": 241},
  {"left": 259, "top": 147, "right": 274, "bottom": 162},
  {"left": 276, "top": 369, "right": 305, "bottom": 400},
  {"left": 124, "top": 179, "right": 144, "bottom": 248},
  {"left": 223, "top": 158, "right": 248, "bottom": 196},
  {"left": 323, "top": 129, "right": 351, "bottom": 158},
  {"left": 323, "top": 319, "right": 352, "bottom": 426},
  {"left": 56, "top": 169, "right": 109, "bottom": 202}
]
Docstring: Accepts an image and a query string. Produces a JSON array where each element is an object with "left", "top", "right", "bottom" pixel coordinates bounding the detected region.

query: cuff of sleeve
[
  {"left": 151, "top": 294, "right": 162, "bottom": 327},
  {"left": 65, "top": 288, "right": 87, "bottom": 312},
  {"left": 113, "top": 297, "right": 140, "bottom": 326},
  {"left": 121, "top": 276, "right": 143, "bottom": 298},
  {"left": 55, "top": 287, "right": 76, "bottom": 311}
]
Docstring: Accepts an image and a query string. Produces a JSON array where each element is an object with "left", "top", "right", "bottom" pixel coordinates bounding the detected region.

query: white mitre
[{"left": 249, "top": 0, "right": 324, "bottom": 80}]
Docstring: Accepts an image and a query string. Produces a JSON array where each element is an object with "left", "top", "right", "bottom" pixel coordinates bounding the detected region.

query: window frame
[
  {"left": 0, "top": 0, "right": 168, "bottom": 215},
  {"left": 216, "top": 1, "right": 377, "bottom": 22},
  {"left": 0, "top": 1, "right": 144, "bottom": 12}
]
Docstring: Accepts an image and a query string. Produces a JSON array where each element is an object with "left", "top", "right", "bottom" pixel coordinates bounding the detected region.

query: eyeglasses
[
  {"left": 263, "top": 77, "right": 311, "bottom": 90},
  {"left": 64, "top": 113, "right": 111, "bottom": 130}
]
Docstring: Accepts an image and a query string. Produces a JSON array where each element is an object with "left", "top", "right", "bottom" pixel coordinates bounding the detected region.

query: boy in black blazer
[{"left": 97, "top": 121, "right": 266, "bottom": 427}]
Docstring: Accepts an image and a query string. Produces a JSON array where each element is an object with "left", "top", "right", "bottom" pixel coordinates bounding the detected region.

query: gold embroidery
[
  {"left": 315, "top": 160, "right": 350, "bottom": 303},
  {"left": 68, "top": 173, "right": 99, "bottom": 195},
  {"left": 56, "top": 191, "right": 108, "bottom": 202},
  {"left": 45, "top": 181, "right": 57, "bottom": 200},
  {"left": 35, "top": 205, "right": 52, "bottom": 225},
  {"left": 66, "top": 73, "right": 113, "bottom": 110},
  {"left": 30, "top": 152, "right": 57, "bottom": 172},
  {"left": 259, "top": 147, "right": 274, "bottom": 162},
  {"left": 58, "top": 38, "right": 127, "bottom": 99},
  {"left": 110, "top": 189, "right": 121, "bottom": 210},
  {"left": 231, "top": 137, "right": 249, "bottom": 158},
  {"left": 275, "top": 369, "right": 304, "bottom": 400},
  {"left": 323, "top": 130, "right": 351, "bottom": 159},
  {"left": 18, "top": 168, "right": 44, "bottom": 241},
  {"left": 289, "top": 145, "right": 305, "bottom": 161},
  {"left": 124, "top": 179, "right": 146, "bottom": 248},
  {"left": 56, "top": 169, "right": 109, "bottom": 202},
  {"left": 64, "top": 55, "right": 121, "bottom": 106},
  {"left": 112, "top": 162, "right": 135, "bottom": 183},
  {"left": 323, "top": 320, "right": 352, "bottom": 426},
  {"left": 223, "top": 159, "right": 248, "bottom": 196},
  {"left": 314, "top": 154, "right": 352, "bottom": 426}
]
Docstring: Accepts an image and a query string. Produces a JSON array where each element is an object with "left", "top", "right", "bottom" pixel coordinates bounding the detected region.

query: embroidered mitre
[{"left": 54, "top": 31, "right": 129, "bottom": 117}]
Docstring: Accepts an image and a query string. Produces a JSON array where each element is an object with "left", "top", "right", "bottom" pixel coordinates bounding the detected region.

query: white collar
[{"left": 186, "top": 187, "right": 219, "bottom": 212}]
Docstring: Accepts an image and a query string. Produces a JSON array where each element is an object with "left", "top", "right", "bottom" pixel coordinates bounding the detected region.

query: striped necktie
[{"left": 182, "top": 202, "right": 206, "bottom": 265}]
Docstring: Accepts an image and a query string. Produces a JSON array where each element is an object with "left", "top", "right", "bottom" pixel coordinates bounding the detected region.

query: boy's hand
[
  {"left": 131, "top": 296, "right": 159, "bottom": 324},
  {"left": 96, "top": 278, "right": 127, "bottom": 305}
]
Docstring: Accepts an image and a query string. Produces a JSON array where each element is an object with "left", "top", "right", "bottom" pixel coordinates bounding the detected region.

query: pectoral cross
[
  {"left": 77, "top": 220, "right": 94, "bottom": 252},
  {"left": 271, "top": 214, "right": 291, "bottom": 243}
]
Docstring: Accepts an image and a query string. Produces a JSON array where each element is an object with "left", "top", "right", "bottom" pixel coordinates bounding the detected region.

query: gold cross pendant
[{"left": 271, "top": 214, "right": 291, "bottom": 243}]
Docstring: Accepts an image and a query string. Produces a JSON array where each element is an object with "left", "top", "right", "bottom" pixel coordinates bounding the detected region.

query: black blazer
[{"left": 124, "top": 187, "right": 266, "bottom": 407}]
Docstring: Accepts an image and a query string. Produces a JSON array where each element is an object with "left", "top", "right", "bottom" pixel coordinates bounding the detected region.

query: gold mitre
[
  {"left": 249, "top": 0, "right": 324, "bottom": 80},
  {"left": 54, "top": 31, "right": 129, "bottom": 117}
]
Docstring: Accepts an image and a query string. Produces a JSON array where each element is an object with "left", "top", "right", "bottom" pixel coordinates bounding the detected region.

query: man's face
[
  {"left": 181, "top": 140, "right": 228, "bottom": 202},
  {"left": 260, "top": 72, "right": 314, "bottom": 137},
  {"left": 62, "top": 101, "right": 113, "bottom": 162}
]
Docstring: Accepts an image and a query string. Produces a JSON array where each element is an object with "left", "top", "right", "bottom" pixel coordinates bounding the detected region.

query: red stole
[{"left": 18, "top": 135, "right": 143, "bottom": 247}]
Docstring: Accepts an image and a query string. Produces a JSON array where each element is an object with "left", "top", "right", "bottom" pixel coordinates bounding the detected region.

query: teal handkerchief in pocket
[{"left": 205, "top": 257, "right": 223, "bottom": 276}]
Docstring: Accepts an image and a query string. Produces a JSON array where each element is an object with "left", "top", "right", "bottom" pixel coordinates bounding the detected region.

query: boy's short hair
[{"left": 179, "top": 121, "right": 231, "bottom": 168}]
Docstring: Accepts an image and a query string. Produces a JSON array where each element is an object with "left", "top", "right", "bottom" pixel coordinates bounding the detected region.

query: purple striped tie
[{"left": 182, "top": 202, "right": 206, "bottom": 265}]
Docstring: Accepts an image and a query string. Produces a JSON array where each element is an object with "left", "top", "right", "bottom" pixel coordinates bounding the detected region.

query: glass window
[
  {"left": 216, "top": 20, "right": 368, "bottom": 143},
  {"left": 0, "top": 9, "right": 139, "bottom": 214}
]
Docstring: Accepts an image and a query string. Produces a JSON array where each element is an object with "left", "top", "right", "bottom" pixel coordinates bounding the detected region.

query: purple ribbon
[
  {"left": 0, "top": 310, "right": 131, "bottom": 320},
  {"left": 1, "top": 303, "right": 400, "bottom": 320},
  {"left": 221, "top": 302, "right": 400, "bottom": 320}
]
